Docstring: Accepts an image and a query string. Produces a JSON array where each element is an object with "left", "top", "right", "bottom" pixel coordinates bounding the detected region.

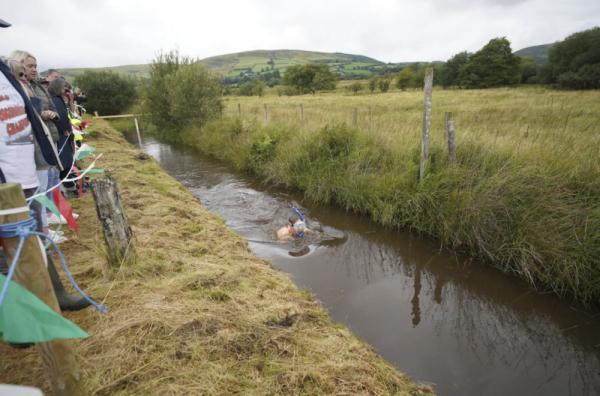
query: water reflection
[{"left": 135, "top": 137, "right": 600, "bottom": 396}]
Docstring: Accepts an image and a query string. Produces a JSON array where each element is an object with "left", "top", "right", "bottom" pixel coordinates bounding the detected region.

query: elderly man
[{"left": 45, "top": 68, "right": 61, "bottom": 82}]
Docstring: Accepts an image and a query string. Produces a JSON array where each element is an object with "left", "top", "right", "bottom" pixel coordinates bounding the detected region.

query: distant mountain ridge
[
  {"left": 57, "top": 44, "right": 554, "bottom": 82},
  {"left": 514, "top": 43, "right": 554, "bottom": 64},
  {"left": 58, "top": 49, "right": 399, "bottom": 82}
]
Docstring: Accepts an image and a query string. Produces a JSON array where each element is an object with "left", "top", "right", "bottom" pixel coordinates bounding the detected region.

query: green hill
[
  {"left": 58, "top": 49, "right": 389, "bottom": 84},
  {"left": 58, "top": 64, "right": 150, "bottom": 81},
  {"left": 203, "top": 49, "right": 386, "bottom": 82},
  {"left": 514, "top": 43, "right": 554, "bottom": 64}
]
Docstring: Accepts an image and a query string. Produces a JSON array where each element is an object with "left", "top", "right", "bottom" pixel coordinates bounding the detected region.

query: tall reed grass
[{"left": 158, "top": 86, "right": 600, "bottom": 305}]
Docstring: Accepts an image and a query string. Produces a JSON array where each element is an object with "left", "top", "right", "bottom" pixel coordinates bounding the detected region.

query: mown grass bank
[
  {"left": 0, "top": 120, "right": 430, "bottom": 395},
  {"left": 157, "top": 87, "right": 600, "bottom": 306}
]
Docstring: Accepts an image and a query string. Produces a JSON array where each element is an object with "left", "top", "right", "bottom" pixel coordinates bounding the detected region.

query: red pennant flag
[{"left": 52, "top": 189, "right": 78, "bottom": 235}]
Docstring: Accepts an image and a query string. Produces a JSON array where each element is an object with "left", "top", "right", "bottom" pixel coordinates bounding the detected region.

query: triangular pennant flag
[
  {"left": 85, "top": 169, "right": 105, "bottom": 174},
  {"left": 0, "top": 275, "right": 88, "bottom": 343},
  {"left": 34, "top": 194, "right": 61, "bottom": 219},
  {"left": 52, "top": 189, "right": 78, "bottom": 234},
  {"left": 75, "top": 144, "right": 95, "bottom": 161}
]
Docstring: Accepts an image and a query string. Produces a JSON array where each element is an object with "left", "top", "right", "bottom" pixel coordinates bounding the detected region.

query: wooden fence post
[
  {"left": 300, "top": 104, "right": 304, "bottom": 124},
  {"left": 237, "top": 103, "right": 241, "bottom": 119},
  {"left": 0, "top": 184, "right": 82, "bottom": 395},
  {"left": 90, "top": 175, "right": 135, "bottom": 270},
  {"left": 133, "top": 117, "right": 142, "bottom": 148},
  {"left": 263, "top": 104, "right": 268, "bottom": 123},
  {"left": 419, "top": 68, "right": 434, "bottom": 181},
  {"left": 445, "top": 112, "right": 457, "bottom": 165}
]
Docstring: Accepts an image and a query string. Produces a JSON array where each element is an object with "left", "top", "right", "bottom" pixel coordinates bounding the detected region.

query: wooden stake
[
  {"left": 133, "top": 117, "right": 142, "bottom": 148},
  {"left": 237, "top": 103, "right": 241, "bottom": 118},
  {"left": 263, "top": 104, "right": 268, "bottom": 123},
  {"left": 445, "top": 112, "right": 457, "bottom": 165},
  {"left": 0, "top": 184, "right": 81, "bottom": 395},
  {"left": 90, "top": 175, "right": 135, "bottom": 270},
  {"left": 419, "top": 68, "right": 434, "bottom": 181},
  {"left": 300, "top": 104, "right": 304, "bottom": 124},
  {"left": 353, "top": 108, "right": 358, "bottom": 126}
]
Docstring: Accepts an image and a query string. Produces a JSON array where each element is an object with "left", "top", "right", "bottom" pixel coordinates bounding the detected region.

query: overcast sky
[{"left": 2, "top": 0, "right": 599, "bottom": 70}]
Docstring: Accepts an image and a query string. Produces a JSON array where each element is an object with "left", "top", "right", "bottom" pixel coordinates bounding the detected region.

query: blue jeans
[{"left": 47, "top": 166, "right": 60, "bottom": 201}]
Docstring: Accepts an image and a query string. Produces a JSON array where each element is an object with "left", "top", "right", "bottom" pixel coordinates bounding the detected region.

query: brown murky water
[{"left": 134, "top": 136, "right": 600, "bottom": 395}]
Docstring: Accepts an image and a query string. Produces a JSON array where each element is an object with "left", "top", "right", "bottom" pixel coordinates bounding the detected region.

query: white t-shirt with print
[{"left": 0, "top": 72, "right": 38, "bottom": 189}]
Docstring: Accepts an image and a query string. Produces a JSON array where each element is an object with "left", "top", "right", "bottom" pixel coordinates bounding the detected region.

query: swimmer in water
[{"left": 277, "top": 215, "right": 310, "bottom": 240}]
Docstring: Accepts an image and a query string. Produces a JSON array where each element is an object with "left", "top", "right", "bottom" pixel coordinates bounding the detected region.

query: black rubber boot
[
  {"left": 46, "top": 254, "right": 91, "bottom": 311},
  {"left": 0, "top": 250, "right": 8, "bottom": 276}
]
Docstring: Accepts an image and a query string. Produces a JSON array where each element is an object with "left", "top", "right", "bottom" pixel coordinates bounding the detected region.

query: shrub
[
  {"left": 368, "top": 77, "right": 378, "bottom": 93},
  {"left": 74, "top": 70, "right": 137, "bottom": 115},
  {"left": 166, "top": 63, "right": 222, "bottom": 130},
  {"left": 348, "top": 82, "right": 363, "bottom": 94},
  {"left": 378, "top": 78, "right": 391, "bottom": 92},
  {"left": 395, "top": 68, "right": 414, "bottom": 90},
  {"left": 144, "top": 50, "right": 222, "bottom": 135},
  {"left": 238, "top": 80, "right": 266, "bottom": 96},
  {"left": 282, "top": 64, "right": 337, "bottom": 94}
]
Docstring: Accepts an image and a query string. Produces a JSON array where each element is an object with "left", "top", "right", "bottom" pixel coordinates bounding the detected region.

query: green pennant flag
[
  {"left": 85, "top": 168, "right": 105, "bottom": 174},
  {"left": 34, "top": 194, "right": 61, "bottom": 219},
  {"left": 0, "top": 275, "right": 88, "bottom": 343},
  {"left": 75, "top": 145, "right": 96, "bottom": 161}
]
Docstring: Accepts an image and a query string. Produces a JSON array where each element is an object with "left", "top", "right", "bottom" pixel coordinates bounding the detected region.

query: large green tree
[
  {"left": 282, "top": 64, "right": 337, "bottom": 94},
  {"left": 461, "top": 38, "right": 521, "bottom": 88},
  {"left": 165, "top": 63, "right": 223, "bottom": 130},
  {"left": 74, "top": 70, "right": 137, "bottom": 115},
  {"left": 543, "top": 27, "right": 600, "bottom": 89},
  {"left": 144, "top": 51, "right": 222, "bottom": 133},
  {"left": 439, "top": 51, "right": 470, "bottom": 87}
]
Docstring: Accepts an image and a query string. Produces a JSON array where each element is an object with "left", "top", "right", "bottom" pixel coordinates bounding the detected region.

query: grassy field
[
  {"left": 166, "top": 86, "right": 600, "bottom": 305},
  {"left": 0, "top": 120, "right": 430, "bottom": 395}
]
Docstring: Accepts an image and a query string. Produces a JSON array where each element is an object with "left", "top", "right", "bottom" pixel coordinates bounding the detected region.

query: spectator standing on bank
[
  {"left": 48, "top": 78, "right": 74, "bottom": 182},
  {"left": 46, "top": 68, "right": 61, "bottom": 82},
  {"left": 10, "top": 51, "right": 64, "bottom": 228}
]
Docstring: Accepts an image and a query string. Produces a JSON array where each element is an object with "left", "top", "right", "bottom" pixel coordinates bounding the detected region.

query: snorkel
[{"left": 291, "top": 207, "right": 306, "bottom": 238}]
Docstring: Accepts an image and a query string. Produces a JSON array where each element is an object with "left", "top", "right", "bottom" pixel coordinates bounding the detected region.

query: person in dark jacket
[{"left": 48, "top": 78, "right": 74, "bottom": 181}]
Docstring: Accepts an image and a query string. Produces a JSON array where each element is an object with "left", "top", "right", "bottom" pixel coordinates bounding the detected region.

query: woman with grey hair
[
  {"left": 9, "top": 50, "right": 63, "bottom": 230},
  {"left": 7, "top": 59, "right": 33, "bottom": 96}
]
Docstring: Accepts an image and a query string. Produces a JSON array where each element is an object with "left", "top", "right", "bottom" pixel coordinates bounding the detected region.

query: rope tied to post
[{"left": 0, "top": 211, "right": 107, "bottom": 313}]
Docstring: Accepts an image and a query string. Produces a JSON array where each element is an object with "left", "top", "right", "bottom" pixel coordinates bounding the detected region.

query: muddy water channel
[{"left": 132, "top": 136, "right": 599, "bottom": 395}]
